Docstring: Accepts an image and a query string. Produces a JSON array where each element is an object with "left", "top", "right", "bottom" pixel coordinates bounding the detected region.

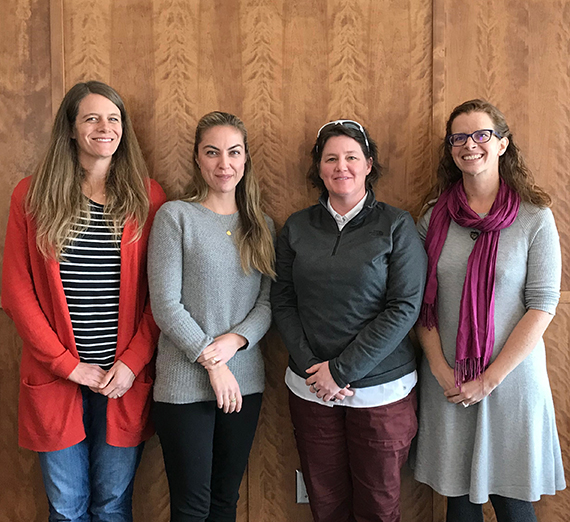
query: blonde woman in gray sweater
[{"left": 148, "top": 112, "right": 275, "bottom": 522}]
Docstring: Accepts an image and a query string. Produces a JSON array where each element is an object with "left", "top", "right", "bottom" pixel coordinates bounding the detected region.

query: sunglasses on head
[{"left": 316, "top": 119, "right": 370, "bottom": 153}]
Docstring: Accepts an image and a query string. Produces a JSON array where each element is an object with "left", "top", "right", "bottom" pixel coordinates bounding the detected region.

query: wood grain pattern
[
  {"left": 63, "top": 0, "right": 112, "bottom": 86},
  {"left": 151, "top": 0, "right": 199, "bottom": 198},
  {"left": 2, "top": 0, "right": 570, "bottom": 520},
  {"left": 50, "top": 0, "right": 65, "bottom": 117},
  {"left": 0, "top": 312, "right": 49, "bottom": 521},
  {"left": 0, "top": 0, "right": 53, "bottom": 516}
]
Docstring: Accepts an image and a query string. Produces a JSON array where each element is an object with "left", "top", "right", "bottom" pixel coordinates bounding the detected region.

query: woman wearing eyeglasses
[
  {"left": 271, "top": 119, "right": 427, "bottom": 522},
  {"left": 413, "top": 99, "right": 565, "bottom": 522}
]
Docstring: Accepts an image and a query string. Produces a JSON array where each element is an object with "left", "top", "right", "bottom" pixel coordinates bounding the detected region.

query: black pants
[
  {"left": 154, "top": 394, "right": 262, "bottom": 522},
  {"left": 446, "top": 494, "right": 537, "bottom": 522}
]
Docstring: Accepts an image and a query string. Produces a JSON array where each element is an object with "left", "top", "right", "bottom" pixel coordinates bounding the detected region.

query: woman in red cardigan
[{"left": 2, "top": 81, "right": 166, "bottom": 522}]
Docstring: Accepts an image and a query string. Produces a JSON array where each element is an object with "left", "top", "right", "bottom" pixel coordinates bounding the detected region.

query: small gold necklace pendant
[{"left": 226, "top": 230, "right": 232, "bottom": 236}]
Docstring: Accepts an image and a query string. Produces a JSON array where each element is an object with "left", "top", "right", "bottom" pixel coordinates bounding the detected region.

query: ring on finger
[
  {"left": 212, "top": 357, "right": 219, "bottom": 365},
  {"left": 230, "top": 397, "right": 237, "bottom": 403}
]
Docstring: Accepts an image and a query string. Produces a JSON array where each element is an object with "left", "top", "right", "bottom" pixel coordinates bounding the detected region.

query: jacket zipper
[{"left": 331, "top": 229, "right": 342, "bottom": 256}]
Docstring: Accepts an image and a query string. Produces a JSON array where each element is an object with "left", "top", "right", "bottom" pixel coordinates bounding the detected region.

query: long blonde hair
[
  {"left": 26, "top": 81, "right": 150, "bottom": 259},
  {"left": 184, "top": 111, "right": 275, "bottom": 278}
]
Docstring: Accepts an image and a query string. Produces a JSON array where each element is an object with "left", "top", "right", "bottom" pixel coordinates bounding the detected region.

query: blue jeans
[{"left": 38, "top": 387, "right": 144, "bottom": 522}]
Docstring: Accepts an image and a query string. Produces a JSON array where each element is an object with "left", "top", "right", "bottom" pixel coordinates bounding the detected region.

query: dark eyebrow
[
  {"left": 323, "top": 150, "right": 360, "bottom": 156},
  {"left": 202, "top": 144, "right": 243, "bottom": 151},
  {"left": 82, "top": 112, "right": 121, "bottom": 118}
]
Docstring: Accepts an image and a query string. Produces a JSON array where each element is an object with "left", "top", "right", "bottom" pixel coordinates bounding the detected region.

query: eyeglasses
[
  {"left": 316, "top": 119, "right": 370, "bottom": 152},
  {"left": 447, "top": 129, "right": 503, "bottom": 147}
]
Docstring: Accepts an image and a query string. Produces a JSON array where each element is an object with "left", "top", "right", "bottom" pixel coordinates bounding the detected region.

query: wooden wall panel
[
  {"left": 2, "top": 0, "right": 569, "bottom": 521},
  {"left": 151, "top": 0, "right": 199, "bottom": 197},
  {"left": 0, "top": 0, "right": 52, "bottom": 518},
  {"left": 539, "top": 304, "right": 570, "bottom": 522}
]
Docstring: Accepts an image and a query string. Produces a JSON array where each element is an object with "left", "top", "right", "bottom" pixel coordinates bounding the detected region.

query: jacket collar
[{"left": 318, "top": 190, "right": 376, "bottom": 227}]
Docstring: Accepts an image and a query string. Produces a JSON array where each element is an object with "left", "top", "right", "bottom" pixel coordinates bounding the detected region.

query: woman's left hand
[
  {"left": 444, "top": 373, "right": 497, "bottom": 407},
  {"left": 305, "top": 362, "right": 342, "bottom": 402},
  {"left": 97, "top": 360, "right": 136, "bottom": 399},
  {"left": 197, "top": 333, "right": 247, "bottom": 369}
]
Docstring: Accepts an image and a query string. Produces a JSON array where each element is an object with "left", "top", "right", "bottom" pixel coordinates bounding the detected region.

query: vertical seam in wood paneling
[
  {"left": 432, "top": 0, "right": 446, "bottom": 158},
  {"left": 50, "top": 0, "right": 65, "bottom": 119}
]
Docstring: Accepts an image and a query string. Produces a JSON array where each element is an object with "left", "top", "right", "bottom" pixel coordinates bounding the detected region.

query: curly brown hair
[
  {"left": 422, "top": 99, "right": 551, "bottom": 210},
  {"left": 307, "top": 120, "right": 382, "bottom": 193}
]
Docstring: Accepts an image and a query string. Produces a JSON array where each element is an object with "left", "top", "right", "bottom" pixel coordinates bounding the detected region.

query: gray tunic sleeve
[{"left": 521, "top": 206, "right": 561, "bottom": 314}]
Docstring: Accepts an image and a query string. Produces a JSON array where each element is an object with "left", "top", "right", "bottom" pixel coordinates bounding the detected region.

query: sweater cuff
[
  {"left": 328, "top": 360, "right": 348, "bottom": 389},
  {"left": 52, "top": 351, "right": 81, "bottom": 380},
  {"left": 231, "top": 325, "right": 257, "bottom": 350}
]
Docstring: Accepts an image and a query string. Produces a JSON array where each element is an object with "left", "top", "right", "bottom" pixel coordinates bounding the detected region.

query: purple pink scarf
[{"left": 420, "top": 180, "right": 520, "bottom": 386}]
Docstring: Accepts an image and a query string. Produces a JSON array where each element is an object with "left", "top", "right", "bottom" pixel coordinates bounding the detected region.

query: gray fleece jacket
[{"left": 271, "top": 191, "right": 427, "bottom": 389}]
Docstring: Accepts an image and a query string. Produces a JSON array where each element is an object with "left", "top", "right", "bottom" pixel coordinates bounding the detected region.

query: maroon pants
[{"left": 289, "top": 389, "right": 417, "bottom": 522}]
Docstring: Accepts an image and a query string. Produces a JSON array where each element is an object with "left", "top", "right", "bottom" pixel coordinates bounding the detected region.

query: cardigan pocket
[
  {"left": 109, "top": 374, "right": 153, "bottom": 435},
  {"left": 19, "top": 378, "right": 83, "bottom": 445}
]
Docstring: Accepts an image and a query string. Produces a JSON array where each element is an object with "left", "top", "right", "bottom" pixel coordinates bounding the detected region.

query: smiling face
[
  {"left": 73, "top": 93, "right": 123, "bottom": 169},
  {"left": 319, "top": 135, "right": 372, "bottom": 206},
  {"left": 195, "top": 125, "right": 247, "bottom": 197},
  {"left": 450, "top": 111, "right": 509, "bottom": 180}
]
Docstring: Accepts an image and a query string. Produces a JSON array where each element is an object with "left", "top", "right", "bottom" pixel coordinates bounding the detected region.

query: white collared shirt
[{"left": 326, "top": 193, "right": 367, "bottom": 230}]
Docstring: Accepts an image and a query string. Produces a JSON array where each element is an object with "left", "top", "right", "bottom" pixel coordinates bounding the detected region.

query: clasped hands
[
  {"left": 197, "top": 333, "right": 248, "bottom": 414},
  {"left": 67, "top": 360, "right": 135, "bottom": 400},
  {"left": 434, "top": 364, "right": 496, "bottom": 407},
  {"left": 305, "top": 361, "right": 353, "bottom": 403}
]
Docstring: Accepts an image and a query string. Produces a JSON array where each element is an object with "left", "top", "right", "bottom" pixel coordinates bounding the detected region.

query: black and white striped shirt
[{"left": 60, "top": 201, "right": 122, "bottom": 370}]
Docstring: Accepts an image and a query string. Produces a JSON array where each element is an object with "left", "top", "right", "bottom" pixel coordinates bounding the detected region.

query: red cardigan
[{"left": 2, "top": 177, "right": 166, "bottom": 452}]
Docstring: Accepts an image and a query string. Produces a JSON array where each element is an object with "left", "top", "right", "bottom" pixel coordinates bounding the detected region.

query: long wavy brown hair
[
  {"left": 422, "top": 99, "right": 551, "bottom": 211},
  {"left": 26, "top": 81, "right": 150, "bottom": 259},
  {"left": 184, "top": 111, "right": 275, "bottom": 278}
]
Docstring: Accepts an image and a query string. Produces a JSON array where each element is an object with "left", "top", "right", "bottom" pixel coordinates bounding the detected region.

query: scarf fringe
[
  {"left": 454, "top": 357, "right": 484, "bottom": 389},
  {"left": 420, "top": 302, "right": 438, "bottom": 329}
]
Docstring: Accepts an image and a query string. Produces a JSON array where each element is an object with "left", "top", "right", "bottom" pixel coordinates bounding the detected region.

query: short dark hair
[{"left": 307, "top": 120, "right": 382, "bottom": 193}]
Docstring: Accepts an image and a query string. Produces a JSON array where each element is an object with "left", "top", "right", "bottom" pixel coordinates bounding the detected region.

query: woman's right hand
[
  {"left": 207, "top": 364, "right": 242, "bottom": 413},
  {"left": 67, "top": 362, "right": 107, "bottom": 387},
  {"left": 432, "top": 363, "right": 459, "bottom": 395},
  {"left": 331, "top": 385, "right": 354, "bottom": 402}
]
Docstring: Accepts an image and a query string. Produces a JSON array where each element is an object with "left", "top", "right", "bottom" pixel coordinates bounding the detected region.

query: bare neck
[
  {"left": 201, "top": 191, "right": 239, "bottom": 215},
  {"left": 82, "top": 160, "right": 111, "bottom": 205},
  {"left": 462, "top": 174, "right": 500, "bottom": 214}
]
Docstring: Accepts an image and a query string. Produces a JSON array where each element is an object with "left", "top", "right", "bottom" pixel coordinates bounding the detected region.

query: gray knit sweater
[{"left": 148, "top": 201, "right": 273, "bottom": 404}]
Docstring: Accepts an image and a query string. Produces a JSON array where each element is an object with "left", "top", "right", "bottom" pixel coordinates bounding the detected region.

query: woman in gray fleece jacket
[
  {"left": 271, "top": 120, "right": 427, "bottom": 522},
  {"left": 148, "top": 112, "right": 275, "bottom": 522}
]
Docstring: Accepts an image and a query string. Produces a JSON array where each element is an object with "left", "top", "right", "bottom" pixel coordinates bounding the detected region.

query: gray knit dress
[
  {"left": 147, "top": 201, "right": 273, "bottom": 405},
  {"left": 413, "top": 202, "right": 566, "bottom": 502}
]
